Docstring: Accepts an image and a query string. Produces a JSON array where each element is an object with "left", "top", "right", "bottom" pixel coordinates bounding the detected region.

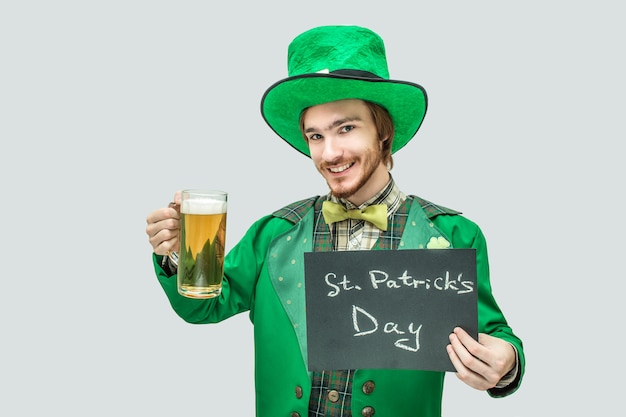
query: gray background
[{"left": 2, "top": 1, "right": 623, "bottom": 415}]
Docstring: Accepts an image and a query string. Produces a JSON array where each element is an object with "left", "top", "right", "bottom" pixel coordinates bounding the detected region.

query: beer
[{"left": 177, "top": 190, "right": 227, "bottom": 299}]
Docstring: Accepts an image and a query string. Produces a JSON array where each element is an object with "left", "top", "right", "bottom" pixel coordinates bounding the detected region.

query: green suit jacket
[{"left": 153, "top": 196, "right": 525, "bottom": 417}]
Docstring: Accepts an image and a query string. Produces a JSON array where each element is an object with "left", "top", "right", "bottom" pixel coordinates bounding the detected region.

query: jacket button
[
  {"left": 327, "top": 389, "right": 340, "bottom": 402},
  {"left": 291, "top": 412, "right": 300, "bottom": 417},
  {"left": 361, "top": 406, "right": 375, "bottom": 416},
  {"left": 295, "top": 385, "right": 303, "bottom": 399},
  {"left": 362, "top": 380, "right": 375, "bottom": 394}
]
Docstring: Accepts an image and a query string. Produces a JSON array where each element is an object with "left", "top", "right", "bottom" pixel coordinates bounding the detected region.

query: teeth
[{"left": 329, "top": 163, "right": 352, "bottom": 173}]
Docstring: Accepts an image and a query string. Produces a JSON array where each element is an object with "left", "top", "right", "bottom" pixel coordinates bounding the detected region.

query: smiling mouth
[{"left": 328, "top": 162, "right": 354, "bottom": 173}]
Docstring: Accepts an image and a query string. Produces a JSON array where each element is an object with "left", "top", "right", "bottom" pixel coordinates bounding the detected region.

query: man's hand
[
  {"left": 145, "top": 192, "right": 181, "bottom": 255},
  {"left": 447, "top": 327, "right": 516, "bottom": 391}
]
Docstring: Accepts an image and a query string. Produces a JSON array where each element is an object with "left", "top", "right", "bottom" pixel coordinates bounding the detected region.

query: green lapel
[{"left": 267, "top": 211, "right": 315, "bottom": 370}]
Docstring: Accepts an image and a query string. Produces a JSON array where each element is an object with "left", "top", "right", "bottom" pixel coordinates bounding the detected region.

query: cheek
[{"left": 308, "top": 143, "right": 323, "bottom": 162}]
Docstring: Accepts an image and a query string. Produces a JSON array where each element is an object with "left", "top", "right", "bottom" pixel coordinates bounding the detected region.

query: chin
[{"left": 328, "top": 181, "right": 357, "bottom": 200}]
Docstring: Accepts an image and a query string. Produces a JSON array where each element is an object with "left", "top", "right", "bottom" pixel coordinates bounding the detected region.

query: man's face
[{"left": 303, "top": 99, "right": 389, "bottom": 204}]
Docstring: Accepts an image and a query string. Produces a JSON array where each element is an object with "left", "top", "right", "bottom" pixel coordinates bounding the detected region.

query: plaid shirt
[{"left": 308, "top": 177, "right": 408, "bottom": 417}]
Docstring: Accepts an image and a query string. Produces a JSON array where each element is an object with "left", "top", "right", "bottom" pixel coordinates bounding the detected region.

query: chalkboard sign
[{"left": 304, "top": 249, "right": 477, "bottom": 372}]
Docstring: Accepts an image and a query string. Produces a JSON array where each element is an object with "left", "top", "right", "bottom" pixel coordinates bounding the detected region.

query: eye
[
  {"left": 340, "top": 125, "right": 354, "bottom": 133},
  {"left": 308, "top": 133, "right": 323, "bottom": 141}
]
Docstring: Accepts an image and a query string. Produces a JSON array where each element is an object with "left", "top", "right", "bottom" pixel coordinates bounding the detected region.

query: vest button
[
  {"left": 291, "top": 412, "right": 301, "bottom": 417},
  {"left": 295, "top": 385, "right": 303, "bottom": 399},
  {"left": 361, "top": 406, "right": 375, "bottom": 416},
  {"left": 327, "top": 389, "right": 340, "bottom": 402},
  {"left": 362, "top": 380, "right": 375, "bottom": 394}
]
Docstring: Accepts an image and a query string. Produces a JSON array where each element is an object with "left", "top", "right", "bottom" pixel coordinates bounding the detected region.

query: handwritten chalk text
[
  {"left": 352, "top": 305, "right": 423, "bottom": 352},
  {"left": 325, "top": 270, "right": 473, "bottom": 297}
]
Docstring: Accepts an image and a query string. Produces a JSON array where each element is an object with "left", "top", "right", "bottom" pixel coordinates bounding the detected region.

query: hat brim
[{"left": 261, "top": 74, "right": 428, "bottom": 157}]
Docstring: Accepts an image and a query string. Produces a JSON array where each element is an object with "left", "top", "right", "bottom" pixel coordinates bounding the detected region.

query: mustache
[{"left": 320, "top": 159, "right": 353, "bottom": 170}]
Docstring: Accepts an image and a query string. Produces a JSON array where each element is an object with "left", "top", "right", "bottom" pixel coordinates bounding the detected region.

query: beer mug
[{"left": 177, "top": 190, "right": 227, "bottom": 299}]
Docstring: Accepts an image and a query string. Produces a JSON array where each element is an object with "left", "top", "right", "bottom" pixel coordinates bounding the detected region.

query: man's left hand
[{"left": 446, "top": 327, "right": 516, "bottom": 391}]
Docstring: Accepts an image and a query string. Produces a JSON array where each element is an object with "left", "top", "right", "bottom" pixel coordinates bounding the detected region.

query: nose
[{"left": 322, "top": 136, "right": 343, "bottom": 163}]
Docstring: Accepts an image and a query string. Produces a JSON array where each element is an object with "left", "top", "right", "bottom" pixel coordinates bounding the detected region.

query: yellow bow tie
[{"left": 322, "top": 201, "right": 388, "bottom": 231}]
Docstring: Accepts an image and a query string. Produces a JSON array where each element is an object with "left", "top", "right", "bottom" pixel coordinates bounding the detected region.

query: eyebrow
[{"left": 304, "top": 116, "right": 362, "bottom": 134}]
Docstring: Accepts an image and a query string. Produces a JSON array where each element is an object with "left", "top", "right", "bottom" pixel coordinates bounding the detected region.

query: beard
[{"left": 321, "top": 146, "right": 384, "bottom": 200}]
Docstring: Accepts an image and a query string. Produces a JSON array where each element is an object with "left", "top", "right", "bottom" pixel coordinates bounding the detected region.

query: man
[{"left": 146, "top": 25, "right": 525, "bottom": 417}]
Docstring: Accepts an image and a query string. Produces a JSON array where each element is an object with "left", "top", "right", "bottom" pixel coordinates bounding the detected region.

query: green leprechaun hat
[{"left": 260, "top": 25, "right": 428, "bottom": 158}]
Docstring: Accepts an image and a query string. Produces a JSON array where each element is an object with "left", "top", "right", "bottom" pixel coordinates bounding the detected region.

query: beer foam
[{"left": 181, "top": 197, "right": 227, "bottom": 214}]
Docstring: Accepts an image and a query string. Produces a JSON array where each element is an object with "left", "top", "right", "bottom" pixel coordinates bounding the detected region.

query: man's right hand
[{"left": 146, "top": 192, "right": 181, "bottom": 255}]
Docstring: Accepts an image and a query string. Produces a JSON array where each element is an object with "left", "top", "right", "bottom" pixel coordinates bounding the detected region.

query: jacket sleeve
[
  {"left": 433, "top": 213, "right": 525, "bottom": 397},
  {"left": 152, "top": 214, "right": 294, "bottom": 324}
]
